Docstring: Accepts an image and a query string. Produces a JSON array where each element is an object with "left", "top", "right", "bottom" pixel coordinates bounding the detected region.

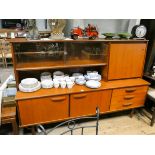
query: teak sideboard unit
[{"left": 9, "top": 38, "right": 150, "bottom": 127}]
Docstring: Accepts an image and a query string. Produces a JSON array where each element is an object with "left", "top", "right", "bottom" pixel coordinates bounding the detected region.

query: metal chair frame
[{"left": 37, "top": 107, "right": 100, "bottom": 135}]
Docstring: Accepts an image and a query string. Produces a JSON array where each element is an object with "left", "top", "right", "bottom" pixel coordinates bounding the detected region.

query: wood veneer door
[
  {"left": 18, "top": 95, "right": 69, "bottom": 126},
  {"left": 70, "top": 90, "right": 112, "bottom": 117},
  {"left": 108, "top": 43, "right": 147, "bottom": 80}
]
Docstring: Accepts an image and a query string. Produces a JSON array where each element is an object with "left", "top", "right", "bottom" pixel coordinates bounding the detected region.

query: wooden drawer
[
  {"left": 112, "top": 86, "right": 148, "bottom": 96},
  {"left": 70, "top": 90, "right": 112, "bottom": 117},
  {"left": 110, "top": 86, "right": 148, "bottom": 111},
  {"left": 17, "top": 95, "right": 69, "bottom": 126}
]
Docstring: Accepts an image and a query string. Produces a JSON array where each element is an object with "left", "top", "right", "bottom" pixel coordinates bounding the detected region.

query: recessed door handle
[
  {"left": 124, "top": 95, "right": 135, "bottom": 100},
  {"left": 51, "top": 97, "right": 66, "bottom": 102},
  {"left": 73, "top": 94, "right": 87, "bottom": 99},
  {"left": 123, "top": 103, "right": 133, "bottom": 106},
  {"left": 125, "top": 88, "right": 136, "bottom": 92}
]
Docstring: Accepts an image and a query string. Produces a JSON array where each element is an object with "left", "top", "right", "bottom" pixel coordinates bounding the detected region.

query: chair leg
[
  {"left": 150, "top": 108, "right": 155, "bottom": 126},
  {"left": 12, "top": 119, "right": 18, "bottom": 135}
]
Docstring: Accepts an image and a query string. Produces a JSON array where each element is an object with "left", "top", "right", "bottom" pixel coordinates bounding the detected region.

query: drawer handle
[
  {"left": 125, "top": 88, "right": 136, "bottom": 92},
  {"left": 73, "top": 94, "right": 87, "bottom": 99},
  {"left": 51, "top": 97, "right": 66, "bottom": 102},
  {"left": 124, "top": 95, "right": 135, "bottom": 100},
  {"left": 123, "top": 103, "right": 133, "bottom": 106}
]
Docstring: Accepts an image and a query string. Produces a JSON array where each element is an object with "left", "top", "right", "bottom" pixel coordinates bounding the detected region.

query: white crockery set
[{"left": 19, "top": 70, "right": 102, "bottom": 92}]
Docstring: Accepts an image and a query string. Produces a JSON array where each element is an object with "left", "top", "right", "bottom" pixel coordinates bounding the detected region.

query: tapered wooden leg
[
  {"left": 12, "top": 119, "right": 18, "bottom": 135},
  {"left": 31, "top": 126, "right": 36, "bottom": 135},
  {"left": 151, "top": 108, "right": 155, "bottom": 126},
  {"left": 130, "top": 109, "right": 135, "bottom": 118}
]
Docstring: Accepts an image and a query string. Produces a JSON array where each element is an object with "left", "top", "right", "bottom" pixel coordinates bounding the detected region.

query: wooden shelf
[
  {"left": 16, "top": 60, "right": 107, "bottom": 71},
  {"left": 16, "top": 78, "right": 150, "bottom": 101}
]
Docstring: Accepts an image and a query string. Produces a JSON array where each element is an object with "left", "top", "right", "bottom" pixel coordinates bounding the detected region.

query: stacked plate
[
  {"left": 19, "top": 78, "right": 41, "bottom": 92},
  {"left": 85, "top": 80, "right": 101, "bottom": 89}
]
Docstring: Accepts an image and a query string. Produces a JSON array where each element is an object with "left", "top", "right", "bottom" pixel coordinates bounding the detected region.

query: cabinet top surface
[
  {"left": 15, "top": 78, "right": 150, "bottom": 101},
  {"left": 8, "top": 38, "right": 149, "bottom": 43}
]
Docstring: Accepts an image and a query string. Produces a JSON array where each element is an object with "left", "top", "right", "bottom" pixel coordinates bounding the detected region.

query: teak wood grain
[
  {"left": 70, "top": 90, "right": 112, "bottom": 117},
  {"left": 108, "top": 43, "right": 147, "bottom": 80},
  {"left": 18, "top": 95, "right": 69, "bottom": 126}
]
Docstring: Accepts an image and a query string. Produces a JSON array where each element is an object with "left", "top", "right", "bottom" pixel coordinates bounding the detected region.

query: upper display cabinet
[{"left": 12, "top": 40, "right": 109, "bottom": 71}]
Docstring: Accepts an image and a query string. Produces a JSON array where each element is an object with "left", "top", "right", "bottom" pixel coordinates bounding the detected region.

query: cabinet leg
[
  {"left": 130, "top": 109, "right": 135, "bottom": 118},
  {"left": 31, "top": 126, "right": 36, "bottom": 135},
  {"left": 12, "top": 119, "right": 18, "bottom": 135},
  {"left": 150, "top": 108, "right": 155, "bottom": 126}
]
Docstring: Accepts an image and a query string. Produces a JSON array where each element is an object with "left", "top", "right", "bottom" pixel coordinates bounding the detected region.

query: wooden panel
[
  {"left": 16, "top": 78, "right": 149, "bottom": 101},
  {"left": 70, "top": 90, "right": 112, "bottom": 117},
  {"left": 110, "top": 86, "right": 148, "bottom": 111},
  {"left": 98, "top": 90, "right": 112, "bottom": 113},
  {"left": 108, "top": 43, "right": 147, "bottom": 80},
  {"left": 17, "top": 95, "right": 69, "bottom": 126}
]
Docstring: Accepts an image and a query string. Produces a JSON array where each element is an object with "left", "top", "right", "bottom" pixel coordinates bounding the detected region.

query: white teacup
[
  {"left": 67, "top": 81, "right": 74, "bottom": 89},
  {"left": 70, "top": 76, "right": 75, "bottom": 82},
  {"left": 53, "top": 81, "right": 59, "bottom": 88},
  {"left": 60, "top": 81, "right": 66, "bottom": 88}
]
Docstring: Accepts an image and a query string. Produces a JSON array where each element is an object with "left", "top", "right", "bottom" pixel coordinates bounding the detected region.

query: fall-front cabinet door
[{"left": 108, "top": 43, "right": 147, "bottom": 80}]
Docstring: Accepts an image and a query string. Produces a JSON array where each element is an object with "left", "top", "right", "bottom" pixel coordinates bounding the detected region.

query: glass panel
[
  {"left": 13, "top": 41, "right": 108, "bottom": 70},
  {"left": 14, "top": 42, "right": 65, "bottom": 69},
  {"left": 65, "top": 42, "right": 108, "bottom": 66}
]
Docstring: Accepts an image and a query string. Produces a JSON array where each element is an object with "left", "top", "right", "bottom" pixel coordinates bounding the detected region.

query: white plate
[
  {"left": 19, "top": 82, "right": 41, "bottom": 92},
  {"left": 21, "top": 78, "right": 38, "bottom": 88},
  {"left": 85, "top": 80, "right": 101, "bottom": 89}
]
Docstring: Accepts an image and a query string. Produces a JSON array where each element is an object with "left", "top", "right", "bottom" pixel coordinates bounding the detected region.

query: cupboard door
[
  {"left": 108, "top": 43, "right": 147, "bottom": 80},
  {"left": 18, "top": 95, "right": 69, "bottom": 126},
  {"left": 70, "top": 90, "right": 112, "bottom": 117}
]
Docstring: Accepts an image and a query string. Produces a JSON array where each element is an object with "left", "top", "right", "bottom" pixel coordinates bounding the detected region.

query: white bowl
[
  {"left": 40, "top": 72, "right": 52, "bottom": 81},
  {"left": 41, "top": 80, "right": 53, "bottom": 88},
  {"left": 75, "top": 79, "right": 86, "bottom": 85},
  {"left": 21, "top": 78, "right": 38, "bottom": 88}
]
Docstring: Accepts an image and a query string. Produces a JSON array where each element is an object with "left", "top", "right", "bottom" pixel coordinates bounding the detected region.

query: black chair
[
  {"left": 147, "top": 87, "right": 155, "bottom": 126},
  {"left": 37, "top": 107, "right": 99, "bottom": 135}
]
